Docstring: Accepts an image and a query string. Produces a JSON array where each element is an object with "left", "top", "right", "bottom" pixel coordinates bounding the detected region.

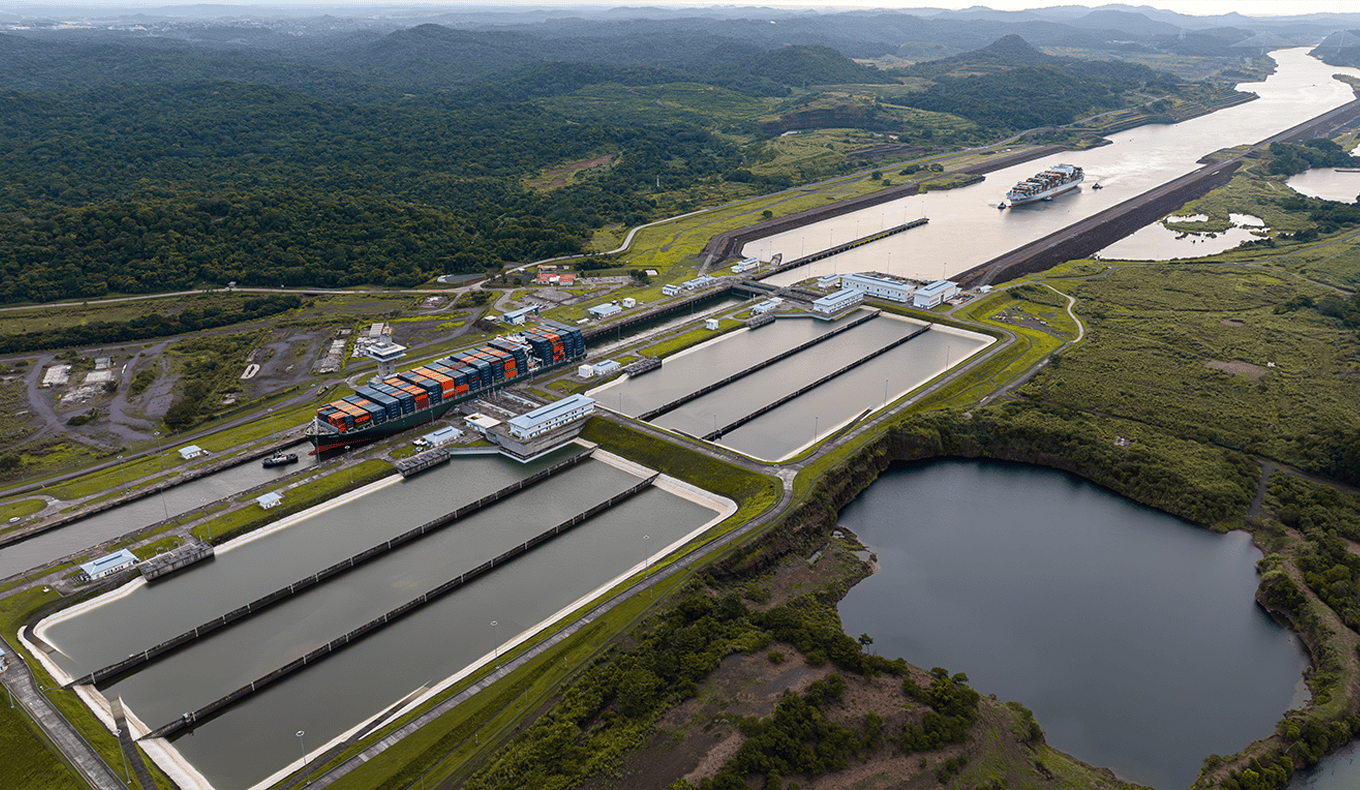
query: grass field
[
  {"left": 0, "top": 685, "right": 85, "bottom": 790},
  {"left": 1024, "top": 264, "right": 1359, "bottom": 470}
]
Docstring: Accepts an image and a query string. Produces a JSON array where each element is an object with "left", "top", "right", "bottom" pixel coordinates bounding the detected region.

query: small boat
[
  {"left": 262, "top": 453, "right": 299, "bottom": 468},
  {"left": 1092, "top": 182, "right": 1103, "bottom": 190}
]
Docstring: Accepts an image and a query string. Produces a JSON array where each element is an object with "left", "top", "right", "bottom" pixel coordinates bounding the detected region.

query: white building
[
  {"left": 752, "top": 297, "right": 783, "bottom": 315},
  {"left": 662, "top": 284, "right": 681, "bottom": 296},
  {"left": 621, "top": 297, "right": 637, "bottom": 308},
  {"left": 588, "top": 303, "right": 622, "bottom": 319},
  {"left": 812, "top": 288, "right": 864, "bottom": 315},
  {"left": 507, "top": 395, "right": 596, "bottom": 440},
  {"left": 422, "top": 426, "right": 462, "bottom": 446},
  {"left": 577, "top": 364, "right": 596, "bottom": 379},
  {"left": 705, "top": 318, "right": 720, "bottom": 330},
  {"left": 841, "top": 272, "right": 914, "bottom": 303},
  {"left": 912, "top": 280, "right": 959, "bottom": 308},
  {"left": 816, "top": 274, "right": 842, "bottom": 289},
  {"left": 178, "top": 445, "right": 205, "bottom": 460},
  {"left": 79, "top": 549, "right": 139, "bottom": 580},
  {"left": 592, "top": 360, "right": 622, "bottom": 377},
  {"left": 256, "top": 492, "right": 283, "bottom": 509},
  {"left": 465, "top": 413, "right": 502, "bottom": 436},
  {"left": 731, "top": 257, "right": 760, "bottom": 274}
]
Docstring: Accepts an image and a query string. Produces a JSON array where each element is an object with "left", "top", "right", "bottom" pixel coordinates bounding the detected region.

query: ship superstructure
[
  {"left": 307, "top": 322, "right": 586, "bottom": 453},
  {"left": 1004, "top": 163, "right": 1083, "bottom": 207}
]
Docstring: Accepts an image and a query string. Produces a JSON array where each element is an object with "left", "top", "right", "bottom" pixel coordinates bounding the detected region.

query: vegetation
[
  {"left": 163, "top": 333, "right": 261, "bottom": 429},
  {"left": 0, "top": 698, "right": 84, "bottom": 790}
]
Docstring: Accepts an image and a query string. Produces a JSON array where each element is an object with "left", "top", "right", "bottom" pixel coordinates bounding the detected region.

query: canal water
[
  {"left": 594, "top": 313, "right": 990, "bottom": 460},
  {"left": 837, "top": 459, "right": 1308, "bottom": 790},
  {"left": 1098, "top": 213, "right": 1268, "bottom": 260},
  {"left": 753, "top": 48, "right": 1360, "bottom": 285},
  {"left": 41, "top": 449, "right": 724, "bottom": 789},
  {"left": 0, "top": 440, "right": 314, "bottom": 580},
  {"left": 40, "top": 447, "right": 580, "bottom": 678},
  {"left": 168, "top": 484, "right": 714, "bottom": 789}
]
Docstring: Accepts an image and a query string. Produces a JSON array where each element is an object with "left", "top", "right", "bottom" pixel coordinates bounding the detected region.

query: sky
[{"left": 30, "top": 0, "right": 1358, "bottom": 16}]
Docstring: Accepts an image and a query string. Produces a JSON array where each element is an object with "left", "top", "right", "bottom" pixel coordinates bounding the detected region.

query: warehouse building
[
  {"left": 79, "top": 549, "right": 139, "bottom": 581},
  {"left": 812, "top": 288, "right": 864, "bottom": 316},
  {"left": 912, "top": 280, "right": 959, "bottom": 308},
  {"left": 841, "top": 272, "right": 914, "bottom": 302},
  {"left": 507, "top": 395, "right": 596, "bottom": 440}
]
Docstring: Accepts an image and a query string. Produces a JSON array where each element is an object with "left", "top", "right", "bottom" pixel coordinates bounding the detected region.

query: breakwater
[
  {"left": 71, "top": 449, "right": 593, "bottom": 689},
  {"left": 635, "top": 310, "right": 881, "bottom": 422},
  {"left": 144, "top": 471, "right": 660, "bottom": 741}
]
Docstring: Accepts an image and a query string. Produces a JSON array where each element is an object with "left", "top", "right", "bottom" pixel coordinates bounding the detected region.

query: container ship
[
  {"left": 1002, "top": 163, "right": 1083, "bottom": 207},
  {"left": 306, "top": 322, "right": 586, "bottom": 454}
]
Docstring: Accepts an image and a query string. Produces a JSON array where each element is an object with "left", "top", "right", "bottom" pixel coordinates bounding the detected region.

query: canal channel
[
  {"left": 37, "top": 449, "right": 729, "bottom": 789},
  {"left": 752, "top": 48, "right": 1360, "bottom": 285},
  {"left": 0, "top": 440, "right": 314, "bottom": 581}
]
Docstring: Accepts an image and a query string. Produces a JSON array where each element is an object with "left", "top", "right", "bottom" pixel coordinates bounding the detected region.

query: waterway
[
  {"left": 837, "top": 460, "right": 1308, "bottom": 790},
  {"left": 0, "top": 440, "right": 313, "bottom": 580},
  {"left": 44, "top": 449, "right": 723, "bottom": 788},
  {"left": 753, "top": 48, "right": 1360, "bottom": 285},
  {"left": 41, "top": 447, "right": 578, "bottom": 678},
  {"left": 1286, "top": 166, "right": 1360, "bottom": 203},
  {"left": 593, "top": 313, "right": 989, "bottom": 460},
  {"left": 1098, "top": 213, "right": 1268, "bottom": 260},
  {"left": 168, "top": 484, "right": 714, "bottom": 789}
]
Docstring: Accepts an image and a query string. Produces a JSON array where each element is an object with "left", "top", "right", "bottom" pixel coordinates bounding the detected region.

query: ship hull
[
  {"left": 307, "top": 356, "right": 579, "bottom": 454},
  {"left": 1006, "top": 177, "right": 1082, "bottom": 206}
]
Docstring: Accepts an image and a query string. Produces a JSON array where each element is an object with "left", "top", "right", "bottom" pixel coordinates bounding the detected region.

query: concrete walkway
[{"left": 1, "top": 636, "right": 128, "bottom": 790}]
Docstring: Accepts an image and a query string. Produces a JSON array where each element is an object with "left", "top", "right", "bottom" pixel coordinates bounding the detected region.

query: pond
[{"left": 838, "top": 459, "right": 1308, "bottom": 789}]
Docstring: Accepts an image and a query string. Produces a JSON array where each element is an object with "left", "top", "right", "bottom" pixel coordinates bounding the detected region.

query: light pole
[
  {"left": 296, "top": 730, "right": 310, "bottom": 785},
  {"left": 202, "top": 498, "right": 212, "bottom": 542},
  {"left": 345, "top": 445, "right": 352, "bottom": 484},
  {"left": 884, "top": 379, "right": 889, "bottom": 407},
  {"left": 814, "top": 416, "right": 818, "bottom": 443},
  {"left": 643, "top": 535, "right": 650, "bottom": 579},
  {"left": 116, "top": 455, "right": 128, "bottom": 492},
  {"left": 267, "top": 407, "right": 278, "bottom": 442},
  {"left": 115, "top": 728, "right": 131, "bottom": 784},
  {"left": 491, "top": 620, "right": 500, "bottom": 669},
  {"left": 157, "top": 484, "right": 169, "bottom": 521},
  {"left": 153, "top": 430, "right": 165, "bottom": 471}
]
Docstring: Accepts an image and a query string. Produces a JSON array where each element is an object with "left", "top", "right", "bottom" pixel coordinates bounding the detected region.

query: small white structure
[
  {"left": 841, "top": 272, "right": 914, "bottom": 303},
  {"left": 80, "top": 549, "right": 139, "bottom": 581},
  {"left": 592, "top": 360, "right": 621, "bottom": 377},
  {"left": 178, "top": 445, "right": 204, "bottom": 460},
  {"left": 752, "top": 297, "right": 782, "bottom": 315},
  {"left": 422, "top": 426, "right": 462, "bottom": 447},
  {"left": 588, "top": 303, "right": 622, "bottom": 319},
  {"left": 577, "top": 364, "right": 597, "bottom": 378},
  {"left": 683, "top": 275, "right": 717, "bottom": 290},
  {"left": 912, "top": 280, "right": 959, "bottom": 308},
  {"left": 731, "top": 256, "right": 760, "bottom": 274},
  {"left": 94, "top": 357, "right": 113, "bottom": 371},
  {"left": 978, "top": 285, "right": 994, "bottom": 294},
  {"left": 662, "top": 284, "right": 681, "bottom": 296},
  {"left": 816, "top": 274, "right": 842, "bottom": 289},
  {"left": 812, "top": 288, "right": 864, "bottom": 315},
  {"left": 41, "top": 364, "right": 72, "bottom": 388},
  {"left": 501, "top": 305, "right": 540, "bottom": 325},
  {"left": 621, "top": 297, "right": 636, "bottom": 309},
  {"left": 465, "top": 413, "right": 502, "bottom": 436},
  {"left": 705, "top": 318, "right": 720, "bottom": 330},
  {"left": 507, "top": 395, "right": 595, "bottom": 440},
  {"left": 257, "top": 492, "right": 283, "bottom": 510}
]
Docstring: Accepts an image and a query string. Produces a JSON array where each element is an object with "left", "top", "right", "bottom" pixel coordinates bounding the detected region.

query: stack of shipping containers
[{"left": 312, "top": 321, "right": 587, "bottom": 442}]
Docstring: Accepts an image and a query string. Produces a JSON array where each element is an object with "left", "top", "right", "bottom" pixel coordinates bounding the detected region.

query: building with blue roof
[{"left": 80, "top": 549, "right": 139, "bottom": 581}]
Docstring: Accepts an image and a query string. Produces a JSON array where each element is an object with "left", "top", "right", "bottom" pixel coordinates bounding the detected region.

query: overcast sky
[{"left": 34, "top": 1, "right": 1356, "bottom": 17}]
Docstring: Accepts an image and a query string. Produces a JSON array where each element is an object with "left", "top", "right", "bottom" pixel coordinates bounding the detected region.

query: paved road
[{"left": 1, "top": 635, "right": 127, "bottom": 790}]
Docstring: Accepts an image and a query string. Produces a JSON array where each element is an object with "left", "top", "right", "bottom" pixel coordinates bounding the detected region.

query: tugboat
[{"left": 262, "top": 452, "right": 299, "bottom": 468}]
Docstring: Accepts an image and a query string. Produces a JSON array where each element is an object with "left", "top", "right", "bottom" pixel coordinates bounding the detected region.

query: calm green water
[{"left": 838, "top": 459, "right": 1307, "bottom": 790}]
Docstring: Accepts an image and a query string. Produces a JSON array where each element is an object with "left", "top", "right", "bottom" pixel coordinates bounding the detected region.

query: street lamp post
[
  {"left": 491, "top": 620, "right": 500, "bottom": 669},
  {"left": 296, "top": 730, "right": 311, "bottom": 785},
  {"left": 153, "top": 430, "right": 165, "bottom": 471},
  {"left": 643, "top": 534, "right": 650, "bottom": 579},
  {"left": 116, "top": 455, "right": 128, "bottom": 492},
  {"left": 157, "top": 484, "right": 169, "bottom": 521},
  {"left": 345, "top": 445, "right": 352, "bottom": 484},
  {"left": 268, "top": 407, "right": 278, "bottom": 442}
]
